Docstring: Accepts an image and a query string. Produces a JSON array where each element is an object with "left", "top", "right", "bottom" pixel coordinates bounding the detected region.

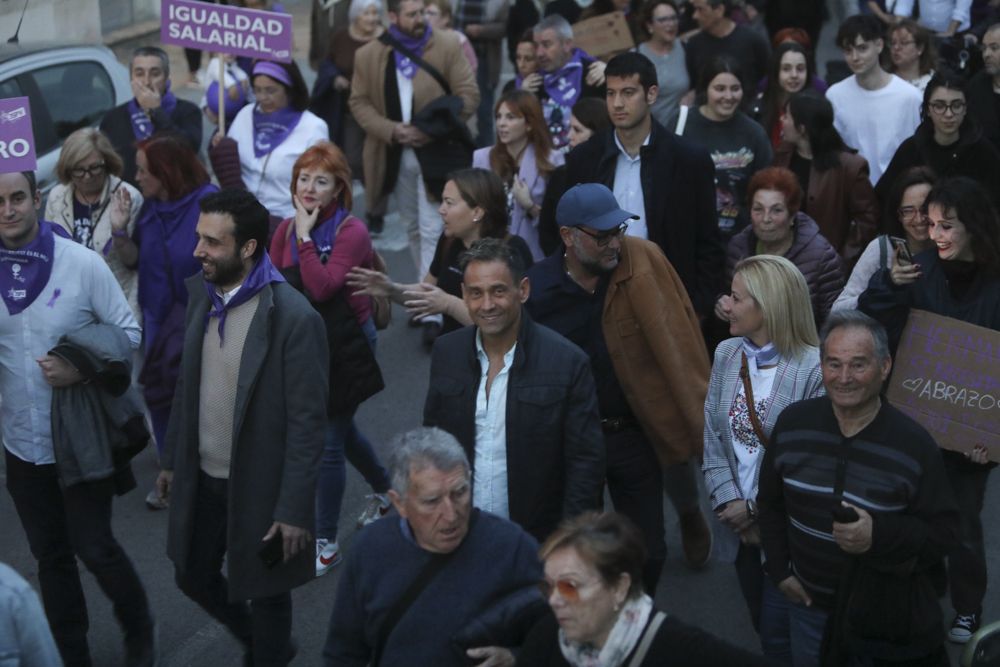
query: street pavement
[{"left": 1, "top": 1, "right": 998, "bottom": 664}]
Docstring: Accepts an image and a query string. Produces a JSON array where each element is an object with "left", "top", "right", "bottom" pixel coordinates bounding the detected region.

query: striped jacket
[{"left": 702, "top": 338, "right": 824, "bottom": 562}]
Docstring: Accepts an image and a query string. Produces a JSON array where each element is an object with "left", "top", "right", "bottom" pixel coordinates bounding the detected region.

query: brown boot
[{"left": 679, "top": 509, "right": 712, "bottom": 569}]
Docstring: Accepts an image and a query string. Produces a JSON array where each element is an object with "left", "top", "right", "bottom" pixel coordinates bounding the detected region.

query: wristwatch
[{"left": 746, "top": 498, "right": 758, "bottom": 521}]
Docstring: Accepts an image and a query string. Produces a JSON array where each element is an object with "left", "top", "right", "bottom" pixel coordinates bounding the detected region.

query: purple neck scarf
[
  {"left": 128, "top": 81, "right": 179, "bottom": 140},
  {"left": 542, "top": 48, "right": 586, "bottom": 106},
  {"left": 252, "top": 105, "right": 303, "bottom": 157},
  {"left": 388, "top": 24, "right": 433, "bottom": 79},
  {"left": 203, "top": 252, "right": 286, "bottom": 344},
  {"left": 0, "top": 221, "right": 57, "bottom": 315},
  {"left": 290, "top": 202, "right": 349, "bottom": 265}
]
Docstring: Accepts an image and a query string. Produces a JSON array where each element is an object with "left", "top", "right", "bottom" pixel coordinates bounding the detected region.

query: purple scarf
[
  {"left": 290, "top": 203, "right": 349, "bottom": 265},
  {"left": 542, "top": 48, "right": 586, "bottom": 106},
  {"left": 204, "top": 251, "right": 285, "bottom": 344},
  {"left": 128, "top": 81, "right": 179, "bottom": 140},
  {"left": 388, "top": 24, "right": 433, "bottom": 79},
  {"left": 0, "top": 221, "right": 57, "bottom": 315},
  {"left": 252, "top": 104, "right": 303, "bottom": 157}
]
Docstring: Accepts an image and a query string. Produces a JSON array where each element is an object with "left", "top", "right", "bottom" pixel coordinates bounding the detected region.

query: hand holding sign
[{"left": 161, "top": 0, "right": 293, "bottom": 63}]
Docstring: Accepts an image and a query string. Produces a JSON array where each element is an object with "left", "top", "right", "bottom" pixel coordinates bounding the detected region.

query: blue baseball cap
[{"left": 556, "top": 183, "right": 638, "bottom": 232}]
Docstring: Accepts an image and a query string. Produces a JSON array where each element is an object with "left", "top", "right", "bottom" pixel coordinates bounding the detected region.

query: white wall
[{"left": 0, "top": 0, "right": 103, "bottom": 43}]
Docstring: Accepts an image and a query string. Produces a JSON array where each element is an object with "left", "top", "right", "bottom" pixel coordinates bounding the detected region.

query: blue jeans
[
  {"left": 760, "top": 576, "right": 827, "bottom": 667},
  {"left": 315, "top": 318, "right": 390, "bottom": 541}
]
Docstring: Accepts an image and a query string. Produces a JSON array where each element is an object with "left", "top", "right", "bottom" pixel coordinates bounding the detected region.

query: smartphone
[
  {"left": 258, "top": 537, "right": 283, "bottom": 569},
  {"left": 889, "top": 236, "right": 913, "bottom": 265},
  {"left": 831, "top": 505, "right": 859, "bottom": 524}
]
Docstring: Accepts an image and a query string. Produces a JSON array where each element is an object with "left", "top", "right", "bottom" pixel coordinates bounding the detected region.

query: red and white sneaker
[
  {"left": 315, "top": 539, "right": 341, "bottom": 577},
  {"left": 356, "top": 493, "right": 391, "bottom": 528}
]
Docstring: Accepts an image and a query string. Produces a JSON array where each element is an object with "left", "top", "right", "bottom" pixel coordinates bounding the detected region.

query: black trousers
[
  {"left": 604, "top": 427, "right": 667, "bottom": 593},
  {"left": 174, "top": 471, "right": 292, "bottom": 667},
  {"left": 4, "top": 448, "right": 152, "bottom": 667},
  {"left": 943, "top": 455, "right": 991, "bottom": 616}
]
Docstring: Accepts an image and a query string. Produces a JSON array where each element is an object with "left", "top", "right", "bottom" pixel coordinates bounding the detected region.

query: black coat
[
  {"left": 967, "top": 70, "right": 1000, "bottom": 153},
  {"left": 563, "top": 121, "right": 724, "bottom": 317},
  {"left": 423, "top": 314, "right": 605, "bottom": 543},
  {"left": 99, "top": 98, "right": 203, "bottom": 185}
]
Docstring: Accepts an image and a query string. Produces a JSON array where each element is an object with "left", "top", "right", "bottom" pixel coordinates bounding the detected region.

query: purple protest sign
[
  {"left": 161, "top": 0, "right": 293, "bottom": 63},
  {"left": 0, "top": 97, "right": 37, "bottom": 173}
]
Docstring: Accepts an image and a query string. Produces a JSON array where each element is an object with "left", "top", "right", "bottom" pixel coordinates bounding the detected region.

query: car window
[
  {"left": 0, "top": 77, "right": 22, "bottom": 99},
  {"left": 26, "top": 61, "right": 116, "bottom": 153}
]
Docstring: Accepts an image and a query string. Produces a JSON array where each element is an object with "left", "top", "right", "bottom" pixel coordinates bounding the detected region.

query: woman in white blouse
[{"left": 702, "top": 254, "right": 825, "bottom": 661}]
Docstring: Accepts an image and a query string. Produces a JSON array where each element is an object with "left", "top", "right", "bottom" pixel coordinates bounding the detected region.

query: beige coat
[
  {"left": 603, "top": 237, "right": 710, "bottom": 466},
  {"left": 349, "top": 29, "right": 479, "bottom": 210}
]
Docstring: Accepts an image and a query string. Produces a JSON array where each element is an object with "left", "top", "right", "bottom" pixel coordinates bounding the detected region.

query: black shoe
[
  {"left": 422, "top": 321, "right": 442, "bottom": 348},
  {"left": 368, "top": 215, "right": 384, "bottom": 235},
  {"left": 243, "top": 637, "right": 298, "bottom": 666},
  {"left": 124, "top": 622, "right": 156, "bottom": 667}
]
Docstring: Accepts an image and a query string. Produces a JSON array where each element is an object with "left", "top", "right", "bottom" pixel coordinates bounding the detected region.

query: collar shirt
[
  {"left": 613, "top": 131, "right": 650, "bottom": 240},
  {"left": 217, "top": 281, "right": 244, "bottom": 306},
  {"left": 0, "top": 237, "right": 141, "bottom": 464},
  {"left": 472, "top": 331, "right": 517, "bottom": 519}
]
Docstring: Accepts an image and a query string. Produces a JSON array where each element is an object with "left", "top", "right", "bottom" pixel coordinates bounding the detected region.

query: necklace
[{"left": 563, "top": 253, "right": 595, "bottom": 294}]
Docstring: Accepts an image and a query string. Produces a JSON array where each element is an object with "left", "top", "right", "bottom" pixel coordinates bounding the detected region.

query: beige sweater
[{"left": 198, "top": 294, "right": 261, "bottom": 479}]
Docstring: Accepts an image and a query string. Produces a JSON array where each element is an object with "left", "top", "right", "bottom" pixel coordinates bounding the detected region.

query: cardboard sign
[
  {"left": 0, "top": 97, "right": 37, "bottom": 173},
  {"left": 161, "top": 0, "right": 293, "bottom": 63},
  {"left": 572, "top": 12, "right": 635, "bottom": 61},
  {"left": 886, "top": 309, "right": 1000, "bottom": 462}
]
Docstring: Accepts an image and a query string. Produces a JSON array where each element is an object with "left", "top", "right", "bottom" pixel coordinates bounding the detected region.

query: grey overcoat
[{"left": 164, "top": 275, "right": 329, "bottom": 601}]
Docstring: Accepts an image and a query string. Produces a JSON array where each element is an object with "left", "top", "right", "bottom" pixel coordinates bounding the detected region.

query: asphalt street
[{"left": 0, "top": 2, "right": 997, "bottom": 664}]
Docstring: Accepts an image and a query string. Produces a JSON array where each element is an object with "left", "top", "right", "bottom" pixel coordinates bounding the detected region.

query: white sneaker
[
  {"left": 315, "top": 539, "right": 341, "bottom": 577},
  {"left": 356, "top": 493, "right": 391, "bottom": 528}
]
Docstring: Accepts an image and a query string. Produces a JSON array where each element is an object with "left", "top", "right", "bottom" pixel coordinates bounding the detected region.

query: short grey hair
[
  {"left": 533, "top": 14, "right": 573, "bottom": 42},
  {"left": 348, "top": 0, "right": 383, "bottom": 24},
  {"left": 130, "top": 46, "right": 170, "bottom": 78},
  {"left": 819, "top": 310, "right": 890, "bottom": 362},
  {"left": 388, "top": 428, "right": 470, "bottom": 497}
]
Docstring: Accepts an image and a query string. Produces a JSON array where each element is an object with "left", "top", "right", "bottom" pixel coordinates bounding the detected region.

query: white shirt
[
  {"left": 613, "top": 131, "right": 650, "bottom": 240},
  {"left": 396, "top": 68, "right": 415, "bottom": 125},
  {"left": 893, "top": 0, "right": 971, "bottom": 33},
  {"left": 472, "top": 332, "right": 516, "bottom": 518},
  {"left": 826, "top": 74, "right": 922, "bottom": 184},
  {"left": 0, "top": 235, "right": 141, "bottom": 465}
]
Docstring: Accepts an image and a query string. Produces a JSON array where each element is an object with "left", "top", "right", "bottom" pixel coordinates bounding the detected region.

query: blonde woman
[
  {"left": 45, "top": 128, "right": 144, "bottom": 320},
  {"left": 703, "top": 254, "right": 824, "bottom": 662}
]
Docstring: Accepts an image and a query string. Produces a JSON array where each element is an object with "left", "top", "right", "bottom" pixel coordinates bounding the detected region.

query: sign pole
[{"left": 218, "top": 56, "right": 227, "bottom": 136}]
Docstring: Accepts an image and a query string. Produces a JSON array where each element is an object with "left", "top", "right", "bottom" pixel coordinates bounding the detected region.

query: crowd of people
[{"left": 2, "top": 0, "right": 1000, "bottom": 665}]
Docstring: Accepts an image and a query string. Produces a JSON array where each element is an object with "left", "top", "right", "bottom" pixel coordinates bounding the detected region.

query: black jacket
[
  {"left": 99, "top": 98, "right": 203, "bottom": 185},
  {"left": 423, "top": 314, "right": 605, "bottom": 542},
  {"left": 967, "top": 70, "right": 1000, "bottom": 153},
  {"left": 563, "top": 121, "right": 723, "bottom": 316}
]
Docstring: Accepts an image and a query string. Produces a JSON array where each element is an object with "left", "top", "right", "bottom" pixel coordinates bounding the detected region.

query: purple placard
[
  {"left": 161, "top": 0, "right": 293, "bottom": 63},
  {"left": 0, "top": 97, "right": 37, "bottom": 173}
]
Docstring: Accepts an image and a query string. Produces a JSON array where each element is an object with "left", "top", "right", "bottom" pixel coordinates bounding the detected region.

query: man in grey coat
[{"left": 156, "top": 189, "right": 329, "bottom": 666}]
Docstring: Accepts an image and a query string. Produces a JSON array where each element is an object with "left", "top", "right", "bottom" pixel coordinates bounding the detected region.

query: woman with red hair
[
  {"left": 716, "top": 166, "right": 845, "bottom": 328},
  {"left": 115, "top": 134, "right": 218, "bottom": 509},
  {"left": 473, "top": 89, "right": 563, "bottom": 260},
  {"left": 270, "top": 142, "right": 389, "bottom": 577}
]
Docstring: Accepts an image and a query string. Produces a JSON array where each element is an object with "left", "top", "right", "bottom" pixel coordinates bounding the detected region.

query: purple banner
[
  {"left": 161, "top": 0, "right": 293, "bottom": 63},
  {"left": 0, "top": 97, "right": 37, "bottom": 173}
]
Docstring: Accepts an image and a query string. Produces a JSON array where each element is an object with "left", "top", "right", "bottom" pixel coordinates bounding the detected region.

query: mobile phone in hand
[
  {"left": 889, "top": 236, "right": 913, "bottom": 265},
  {"left": 258, "top": 536, "right": 283, "bottom": 569}
]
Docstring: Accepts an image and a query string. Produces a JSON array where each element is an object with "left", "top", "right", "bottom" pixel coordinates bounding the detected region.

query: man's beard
[{"left": 204, "top": 251, "right": 246, "bottom": 287}]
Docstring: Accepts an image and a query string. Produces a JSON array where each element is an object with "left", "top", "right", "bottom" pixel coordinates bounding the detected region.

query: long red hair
[
  {"left": 136, "top": 136, "right": 209, "bottom": 200},
  {"left": 489, "top": 90, "right": 555, "bottom": 183}
]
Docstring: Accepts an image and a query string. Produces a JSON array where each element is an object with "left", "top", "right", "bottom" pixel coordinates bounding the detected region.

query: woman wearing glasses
[
  {"left": 518, "top": 512, "right": 770, "bottom": 666},
  {"left": 46, "top": 128, "right": 144, "bottom": 319},
  {"left": 875, "top": 73, "right": 1000, "bottom": 209},
  {"left": 884, "top": 19, "right": 936, "bottom": 92},
  {"left": 833, "top": 166, "right": 936, "bottom": 311}
]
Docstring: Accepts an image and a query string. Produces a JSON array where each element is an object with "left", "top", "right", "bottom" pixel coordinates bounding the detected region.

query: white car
[{"left": 0, "top": 43, "right": 131, "bottom": 196}]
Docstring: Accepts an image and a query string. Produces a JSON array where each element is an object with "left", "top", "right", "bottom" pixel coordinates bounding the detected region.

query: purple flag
[
  {"left": 0, "top": 97, "right": 37, "bottom": 173},
  {"left": 161, "top": 0, "right": 293, "bottom": 63}
]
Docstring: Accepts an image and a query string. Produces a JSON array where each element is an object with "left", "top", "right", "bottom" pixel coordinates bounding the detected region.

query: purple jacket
[{"left": 725, "top": 212, "right": 845, "bottom": 327}]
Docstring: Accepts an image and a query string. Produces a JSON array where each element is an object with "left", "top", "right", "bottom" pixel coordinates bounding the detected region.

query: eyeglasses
[
  {"left": 652, "top": 14, "right": 679, "bottom": 24},
  {"left": 539, "top": 578, "right": 597, "bottom": 603},
  {"left": 70, "top": 163, "right": 106, "bottom": 179},
  {"left": 897, "top": 206, "right": 929, "bottom": 223},
  {"left": 928, "top": 100, "right": 966, "bottom": 115},
  {"left": 575, "top": 223, "right": 628, "bottom": 247}
]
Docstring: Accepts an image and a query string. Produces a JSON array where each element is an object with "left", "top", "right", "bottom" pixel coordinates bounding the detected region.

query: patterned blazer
[{"left": 702, "top": 337, "right": 824, "bottom": 561}]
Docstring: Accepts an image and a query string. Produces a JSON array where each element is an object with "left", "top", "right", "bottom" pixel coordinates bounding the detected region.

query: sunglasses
[{"left": 538, "top": 577, "right": 595, "bottom": 603}]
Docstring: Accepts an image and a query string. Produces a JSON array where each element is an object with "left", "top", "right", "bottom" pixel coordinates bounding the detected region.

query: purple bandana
[
  {"left": 128, "top": 81, "right": 179, "bottom": 141},
  {"left": 0, "top": 221, "right": 57, "bottom": 315},
  {"left": 290, "top": 202, "right": 349, "bottom": 265},
  {"left": 203, "top": 251, "right": 286, "bottom": 344},
  {"left": 388, "top": 24, "right": 433, "bottom": 79},
  {"left": 252, "top": 105, "right": 303, "bottom": 157},
  {"left": 542, "top": 48, "right": 586, "bottom": 106}
]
